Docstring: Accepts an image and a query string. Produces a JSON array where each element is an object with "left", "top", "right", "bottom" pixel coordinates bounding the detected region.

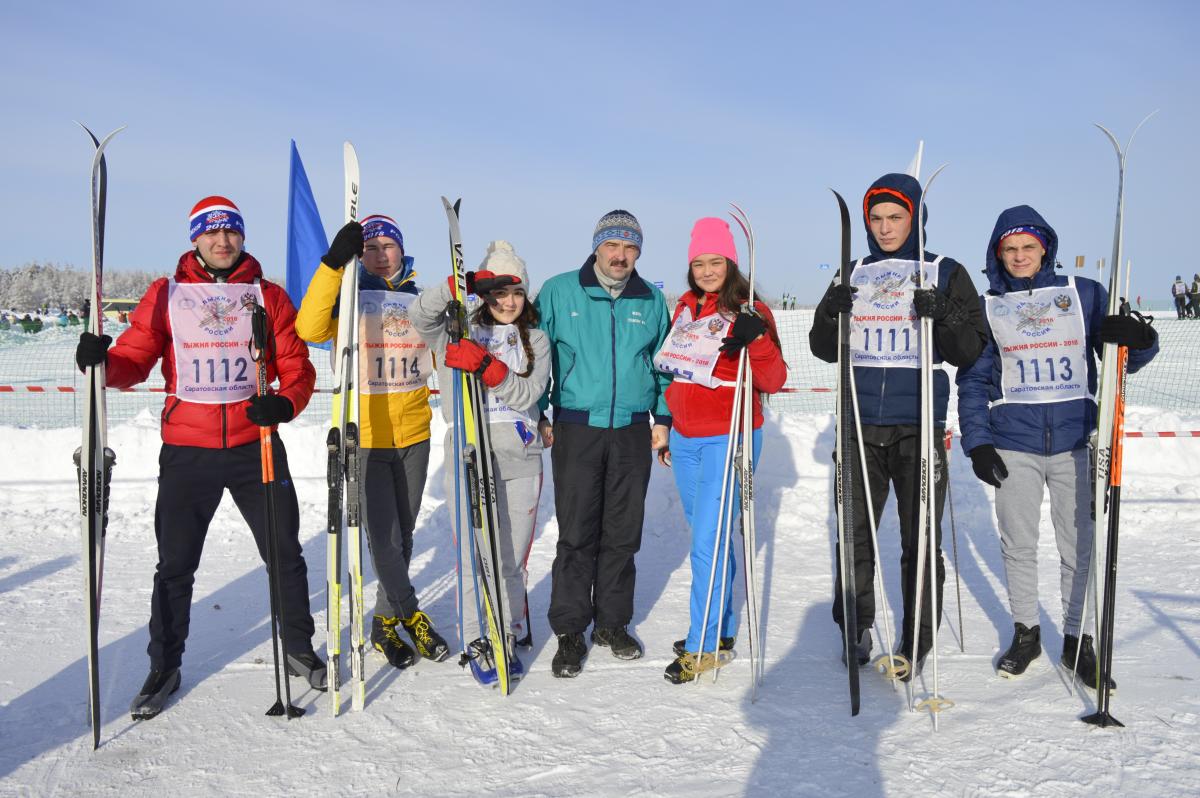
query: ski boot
[
  {"left": 552, "top": 632, "right": 587, "bottom": 678},
  {"left": 372, "top": 615, "right": 416, "bottom": 669},
  {"left": 400, "top": 610, "right": 451, "bottom": 662},
  {"left": 591, "top": 626, "right": 643, "bottom": 660},
  {"left": 1062, "top": 633, "right": 1117, "bottom": 693},
  {"left": 130, "top": 667, "right": 181, "bottom": 720},
  {"left": 997, "top": 623, "right": 1041, "bottom": 679}
]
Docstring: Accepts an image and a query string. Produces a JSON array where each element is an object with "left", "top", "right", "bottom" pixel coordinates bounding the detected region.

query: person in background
[{"left": 1171, "top": 275, "right": 1188, "bottom": 319}]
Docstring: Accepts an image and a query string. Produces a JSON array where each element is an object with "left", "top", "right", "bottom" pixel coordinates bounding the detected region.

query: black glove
[
  {"left": 720, "top": 312, "right": 767, "bottom": 356},
  {"left": 821, "top": 283, "right": 857, "bottom": 320},
  {"left": 322, "top": 221, "right": 364, "bottom": 271},
  {"left": 1099, "top": 314, "right": 1156, "bottom": 350},
  {"left": 246, "top": 394, "right": 294, "bottom": 426},
  {"left": 912, "top": 288, "right": 949, "bottom": 321},
  {"left": 968, "top": 444, "right": 1008, "bottom": 488},
  {"left": 76, "top": 332, "right": 112, "bottom": 372},
  {"left": 446, "top": 271, "right": 478, "bottom": 296}
]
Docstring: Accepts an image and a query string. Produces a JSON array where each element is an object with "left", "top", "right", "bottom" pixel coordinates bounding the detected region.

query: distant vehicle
[{"left": 101, "top": 298, "right": 139, "bottom": 319}]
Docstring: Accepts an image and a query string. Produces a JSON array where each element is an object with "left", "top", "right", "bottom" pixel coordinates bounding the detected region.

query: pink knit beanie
[{"left": 687, "top": 217, "right": 738, "bottom": 264}]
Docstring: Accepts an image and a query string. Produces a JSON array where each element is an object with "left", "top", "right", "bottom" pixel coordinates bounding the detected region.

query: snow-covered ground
[{"left": 1, "top": 404, "right": 1198, "bottom": 797}]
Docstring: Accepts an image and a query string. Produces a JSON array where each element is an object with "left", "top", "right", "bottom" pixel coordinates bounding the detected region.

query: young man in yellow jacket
[{"left": 296, "top": 215, "right": 449, "bottom": 668}]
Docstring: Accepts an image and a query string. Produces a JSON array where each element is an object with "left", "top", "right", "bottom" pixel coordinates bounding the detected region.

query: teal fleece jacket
[{"left": 535, "top": 256, "right": 672, "bottom": 429}]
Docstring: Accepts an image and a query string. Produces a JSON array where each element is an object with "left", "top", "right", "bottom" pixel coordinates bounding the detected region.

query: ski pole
[
  {"left": 247, "top": 298, "right": 303, "bottom": 719},
  {"left": 944, "top": 430, "right": 965, "bottom": 653}
]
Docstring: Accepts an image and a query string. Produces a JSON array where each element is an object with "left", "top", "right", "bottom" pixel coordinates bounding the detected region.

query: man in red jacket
[{"left": 76, "top": 196, "right": 323, "bottom": 720}]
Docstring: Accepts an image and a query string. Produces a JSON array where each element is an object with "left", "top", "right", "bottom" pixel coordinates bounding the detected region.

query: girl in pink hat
[{"left": 653, "top": 217, "right": 788, "bottom": 683}]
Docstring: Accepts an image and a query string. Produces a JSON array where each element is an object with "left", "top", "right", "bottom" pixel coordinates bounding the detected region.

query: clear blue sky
[{"left": 2, "top": 0, "right": 1196, "bottom": 306}]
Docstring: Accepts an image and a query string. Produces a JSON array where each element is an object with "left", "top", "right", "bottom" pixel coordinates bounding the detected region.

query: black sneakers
[
  {"left": 673, "top": 636, "right": 734, "bottom": 657},
  {"left": 591, "top": 626, "right": 643, "bottom": 660},
  {"left": 286, "top": 650, "right": 329, "bottom": 691},
  {"left": 1062, "top": 633, "right": 1117, "bottom": 693},
  {"left": 130, "top": 667, "right": 181, "bottom": 720},
  {"left": 840, "top": 628, "right": 873, "bottom": 668},
  {"left": 552, "top": 632, "right": 587, "bottom": 678},
  {"left": 997, "top": 623, "right": 1042, "bottom": 678},
  {"left": 372, "top": 615, "right": 417, "bottom": 669},
  {"left": 400, "top": 610, "right": 451, "bottom": 662}
]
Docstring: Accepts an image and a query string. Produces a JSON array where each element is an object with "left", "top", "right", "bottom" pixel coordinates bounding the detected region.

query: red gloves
[{"left": 444, "top": 339, "right": 508, "bottom": 388}]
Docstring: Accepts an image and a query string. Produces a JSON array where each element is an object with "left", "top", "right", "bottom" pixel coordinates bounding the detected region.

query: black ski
[
  {"left": 832, "top": 189, "right": 860, "bottom": 716},
  {"left": 75, "top": 122, "right": 123, "bottom": 749}
]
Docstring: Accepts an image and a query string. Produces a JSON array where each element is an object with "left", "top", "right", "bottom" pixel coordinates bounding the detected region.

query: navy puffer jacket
[
  {"left": 956, "top": 205, "right": 1159, "bottom": 456},
  {"left": 810, "top": 173, "right": 987, "bottom": 426}
]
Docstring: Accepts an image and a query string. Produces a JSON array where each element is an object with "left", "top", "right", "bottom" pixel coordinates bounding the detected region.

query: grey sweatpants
[
  {"left": 362, "top": 442, "right": 431, "bottom": 619},
  {"left": 442, "top": 429, "right": 541, "bottom": 645},
  {"left": 993, "top": 447, "right": 1093, "bottom": 636}
]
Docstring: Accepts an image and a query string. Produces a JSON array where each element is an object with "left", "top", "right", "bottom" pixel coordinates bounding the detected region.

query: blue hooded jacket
[
  {"left": 956, "top": 205, "right": 1158, "bottom": 456},
  {"left": 810, "top": 173, "right": 987, "bottom": 427}
]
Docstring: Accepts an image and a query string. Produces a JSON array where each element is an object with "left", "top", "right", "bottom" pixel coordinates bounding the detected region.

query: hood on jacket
[
  {"left": 984, "top": 205, "right": 1060, "bottom": 294},
  {"left": 863, "top": 173, "right": 926, "bottom": 260}
]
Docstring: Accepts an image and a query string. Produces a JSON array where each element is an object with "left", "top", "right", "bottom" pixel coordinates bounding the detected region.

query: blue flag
[{"left": 285, "top": 140, "right": 328, "bottom": 316}]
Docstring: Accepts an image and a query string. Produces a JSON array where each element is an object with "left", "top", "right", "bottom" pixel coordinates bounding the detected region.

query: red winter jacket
[
  {"left": 106, "top": 251, "right": 316, "bottom": 448},
  {"left": 664, "top": 293, "right": 788, "bottom": 438}
]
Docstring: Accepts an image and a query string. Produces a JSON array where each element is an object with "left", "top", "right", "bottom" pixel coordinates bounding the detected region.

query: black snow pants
[
  {"left": 147, "top": 439, "right": 315, "bottom": 670},
  {"left": 547, "top": 421, "right": 652, "bottom": 635},
  {"left": 831, "top": 424, "right": 946, "bottom": 661}
]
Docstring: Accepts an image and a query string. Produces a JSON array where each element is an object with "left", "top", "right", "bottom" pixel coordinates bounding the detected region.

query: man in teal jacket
[{"left": 536, "top": 210, "right": 672, "bottom": 678}]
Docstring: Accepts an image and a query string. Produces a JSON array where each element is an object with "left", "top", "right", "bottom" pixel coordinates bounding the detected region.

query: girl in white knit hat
[{"left": 410, "top": 240, "right": 551, "bottom": 684}]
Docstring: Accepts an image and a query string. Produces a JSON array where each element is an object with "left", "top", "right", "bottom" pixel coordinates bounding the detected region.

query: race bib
[
  {"left": 849, "top": 258, "right": 941, "bottom": 368},
  {"left": 168, "top": 281, "right": 262, "bottom": 404},
  {"left": 986, "top": 278, "right": 1088, "bottom": 405},
  {"left": 473, "top": 323, "right": 536, "bottom": 425},
  {"left": 653, "top": 305, "right": 735, "bottom": 388},
  {"left": 358, "top": 291, "right": 433, "bottom": 395}
]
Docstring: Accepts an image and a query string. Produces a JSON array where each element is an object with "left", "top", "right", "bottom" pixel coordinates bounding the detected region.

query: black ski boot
[
  {"left": 997, "top": 623, "right": 1041, "bottom": 679},
  {"left": 591, "top": 626, "right": 643, "bottom": 660},
  {"left": 1062, "top": 633, "right": 1117, "bottom": 693},
  {"left": 552, "top": 632, "right": 587, "bottom": 678},
  {"left": 372, "top": 615, "right": 416, "bottom": 669},
  {"left": 130, "top": 667, "right": 181, "bottom": 720},
  {"left": 286, "top": 650, "right": 328, "bottom": 691},
  {"left": 840, "top": 628, "right": 873, "bottom": 668},
  {"left": 673, "top": 636, "right": 734, "bottom": 657},
  {"left": 400, "top": 610, "right": 451, "bottom": 662}
]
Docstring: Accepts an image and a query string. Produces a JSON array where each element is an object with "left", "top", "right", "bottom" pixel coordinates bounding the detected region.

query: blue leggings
[{"left": 670, "top": 427, "right": 763, "bottom": 654}]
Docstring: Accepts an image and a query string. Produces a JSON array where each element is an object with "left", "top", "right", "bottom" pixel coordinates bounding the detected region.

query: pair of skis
[
  {"left": 1081, "top": 112, "right": 1156, "bottom": 728},
  {"left": 693, "top": 204, "right": 764, "bottom": 694},
  {"left": 441, "top": 197, "right": 513, "bottom": 694},
  {"left": 75, "top": 123, "right": 123, "bottom": 749},
  {"left": 327, "top": 141, "right": 366, "bottom": 714}
]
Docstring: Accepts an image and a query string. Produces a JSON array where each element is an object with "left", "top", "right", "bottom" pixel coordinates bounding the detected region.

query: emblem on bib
[
  {"left": 1014, "top": 301, "right": 1054, "bottom": 338},
  {"left": 199, "top": 296, "right": 239, "bottom": 336}
]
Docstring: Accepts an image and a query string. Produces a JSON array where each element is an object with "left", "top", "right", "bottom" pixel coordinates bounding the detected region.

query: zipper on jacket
[
  {"left": 609, "top": 300, "right": 617, "bottom": 429},
  {"left": 162, "top": 396, "right": 181, "bottom": 424},
  {"left": 221, "top": 404, "right": 228, "bottom": 449}
]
